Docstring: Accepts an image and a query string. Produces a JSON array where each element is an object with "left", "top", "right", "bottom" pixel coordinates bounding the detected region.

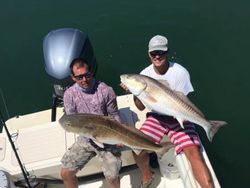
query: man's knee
[
  {"left": 106, "top": 176, "right": 119, "bottom": 183},
  {"left": 105, "top": 176, "right": 120, "bottom": 188},
  {"left": 60, "top": 168, "right": 77, "bottom": 180}
]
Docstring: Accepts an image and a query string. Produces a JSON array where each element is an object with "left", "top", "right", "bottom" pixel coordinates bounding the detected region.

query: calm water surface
[{"left": 0, "top": 1, "right": 249, "bottom": 187}]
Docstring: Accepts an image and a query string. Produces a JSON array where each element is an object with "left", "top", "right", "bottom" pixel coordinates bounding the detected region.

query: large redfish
[
  {"left": 120, "top": 74, "right": 227, "bottom": 141},
  {"left": 59, "top": 113, "right": 173, "bottom": 154}
]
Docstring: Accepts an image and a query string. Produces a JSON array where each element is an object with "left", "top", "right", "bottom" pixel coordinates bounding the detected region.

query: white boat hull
[{"left": 0, "top": 94, "right": 220, "bottom": 188}]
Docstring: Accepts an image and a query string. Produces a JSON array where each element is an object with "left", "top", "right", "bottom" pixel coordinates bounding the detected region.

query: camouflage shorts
[{"left": 61, "top": 137, "right": 122, "bottom": 178}]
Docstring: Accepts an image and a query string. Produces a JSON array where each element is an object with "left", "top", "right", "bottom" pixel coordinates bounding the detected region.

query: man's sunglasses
[
  {"left": 73, "top": 72, "right": 92, "bottom": 80},
  {"left": 150, "top": 50, "right": 167, "bottom": 57}
]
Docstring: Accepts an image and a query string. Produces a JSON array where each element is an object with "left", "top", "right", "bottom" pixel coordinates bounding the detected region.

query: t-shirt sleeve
[
  {"left": 140, "top": 68, "right": 148, "bottom": 76},
  {"left": 174, "top": 69, "right": 194, "bottom": 96}
]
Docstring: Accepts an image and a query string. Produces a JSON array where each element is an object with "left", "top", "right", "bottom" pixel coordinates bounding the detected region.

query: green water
[{"left": 0, "top": 1, "right": 249, "bottom": 187}]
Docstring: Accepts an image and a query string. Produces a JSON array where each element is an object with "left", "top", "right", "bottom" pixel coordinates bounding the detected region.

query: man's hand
[
  {"left": 120, "top": 83, "right": 145, "bottom": 111},
  {"left": 119, "top": 83, "right": 130, "bottom": 93},
  {"left": 116, "top": 143, "right": 124, "bottom": 148}
]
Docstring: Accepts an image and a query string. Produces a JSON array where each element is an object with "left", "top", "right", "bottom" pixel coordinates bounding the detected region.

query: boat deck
[{"left": 0, "top": 94, "right": 220, "bottom": 188}]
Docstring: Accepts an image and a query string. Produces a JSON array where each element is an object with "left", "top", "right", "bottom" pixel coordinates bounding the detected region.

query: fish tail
[
  {"left": 207, "top": 120, "right": 227, "bottom": 142},
  {"left": 156, "top": 142, "right": 175, "bottom": 157}
]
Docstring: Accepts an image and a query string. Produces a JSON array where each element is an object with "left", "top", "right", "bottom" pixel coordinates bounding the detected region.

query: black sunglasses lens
[
  {"left": 74, "top": 72, "right": 91, "bottom": 80},
  {"left": 75, "top": 75, "right": 83, "bottom": 80},
  {"left": 150, "top": 51, "right": 166, "bottom": 57},
  {"left": 85, "top": 72, "right": 92, "bottom": 78}
]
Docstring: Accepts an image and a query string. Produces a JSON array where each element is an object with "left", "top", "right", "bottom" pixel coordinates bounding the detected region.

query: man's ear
[
  {"left": 148, "top": 51, "right": 152, "bottom": 58},
  {"left": 71, "top": 74, "right": 76, "bottom": 81}
]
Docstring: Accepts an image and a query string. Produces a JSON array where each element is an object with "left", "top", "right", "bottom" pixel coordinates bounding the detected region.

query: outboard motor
[{"left": 43, "top": 28, "right": 97, "bottom": 121}]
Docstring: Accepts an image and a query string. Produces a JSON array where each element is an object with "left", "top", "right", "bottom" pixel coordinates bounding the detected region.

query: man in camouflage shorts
[{"left": 61, "top": 58, "right": 122, "bottom": 188}]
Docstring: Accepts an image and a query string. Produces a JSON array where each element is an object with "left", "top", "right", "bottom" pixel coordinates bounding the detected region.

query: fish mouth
[
  {"left": 120, "top": 74, "right": 134, "bottom": 85},
  {"left": 120, "top": 74, "right": 147, "bottom": 96},
  {"left": 59, "top": 120, "right": 70, "bottom": 127},
  {"left": 120, "top": 74, "right": 129, "bottom": 88},
  {"left": 120, "top": 74, "right": 128, "bottom": 82},
  {"left": 58, "top": 115, "right": 71, "bottom": 129}
]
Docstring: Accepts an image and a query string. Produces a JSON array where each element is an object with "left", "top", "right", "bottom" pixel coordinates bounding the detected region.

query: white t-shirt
[{"left": 140, "top": 62, "right": 194, "bottom": 96}]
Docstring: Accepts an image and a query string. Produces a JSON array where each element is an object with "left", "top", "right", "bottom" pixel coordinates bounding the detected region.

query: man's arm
[
  {"left": 133, "top": 96, "right": 145, "bottom": 111},
  {"left": 63, "top": 90, "right": 76, "bottom": 115},
  {"left": 106, "top": 87, "right": 122, "bottom": 123}
]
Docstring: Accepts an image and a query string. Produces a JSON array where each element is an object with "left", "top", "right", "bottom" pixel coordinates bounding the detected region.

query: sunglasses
[
  {"left": 73, "top": 72, "right": 92, "bottom": 80},
  {"left": 150, "top": 50, "right": 167, "bottom": 57}
]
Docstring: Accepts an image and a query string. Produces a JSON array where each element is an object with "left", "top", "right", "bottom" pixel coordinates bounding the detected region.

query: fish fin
[
  {"left": 132, "top": 149, "right": 142, "bottom": 155},
  {"left": 158, "top": 80, "right": 171, "bottom": 88},
  {"left": 176, "top": 117, "right": 185, "bottom": 129},
  {"left": 156, "top": 142, "right": 175, "bottom": 158},
  {"left": 175, "top": 91, "right": 205, "bottom": 118},
  {"left": 92, "top": 139, "right": 105, "bottom": 148},
  {"left": 207, "top": 120, "right": 227, "bottom": 142},
  {"left": 145, "top": 95, "right": 157, "bottom": 103}
]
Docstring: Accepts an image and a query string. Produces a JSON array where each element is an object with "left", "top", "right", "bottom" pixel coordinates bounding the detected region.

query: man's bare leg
[
  {"left": 133, "top": 150, "right": 153, "bottom": 184},
  {"left": 61, "top": 168, "right": 78, "bottom": 188},
  {"left": 183, "top": 146, "right": 214, "bottom": 188},
  {"left": 106, "top": 176, "right": 120, "bottom": 188}
]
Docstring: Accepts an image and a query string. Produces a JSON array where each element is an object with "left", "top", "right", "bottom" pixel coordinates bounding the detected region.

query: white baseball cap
[{"left": 148, "top": 35, "right": 168, "bottom": 52}]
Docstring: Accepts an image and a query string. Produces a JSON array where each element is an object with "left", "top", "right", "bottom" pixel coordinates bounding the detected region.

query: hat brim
[{"left": 148, "top": 46, "right": 168, "bottom": 52}]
